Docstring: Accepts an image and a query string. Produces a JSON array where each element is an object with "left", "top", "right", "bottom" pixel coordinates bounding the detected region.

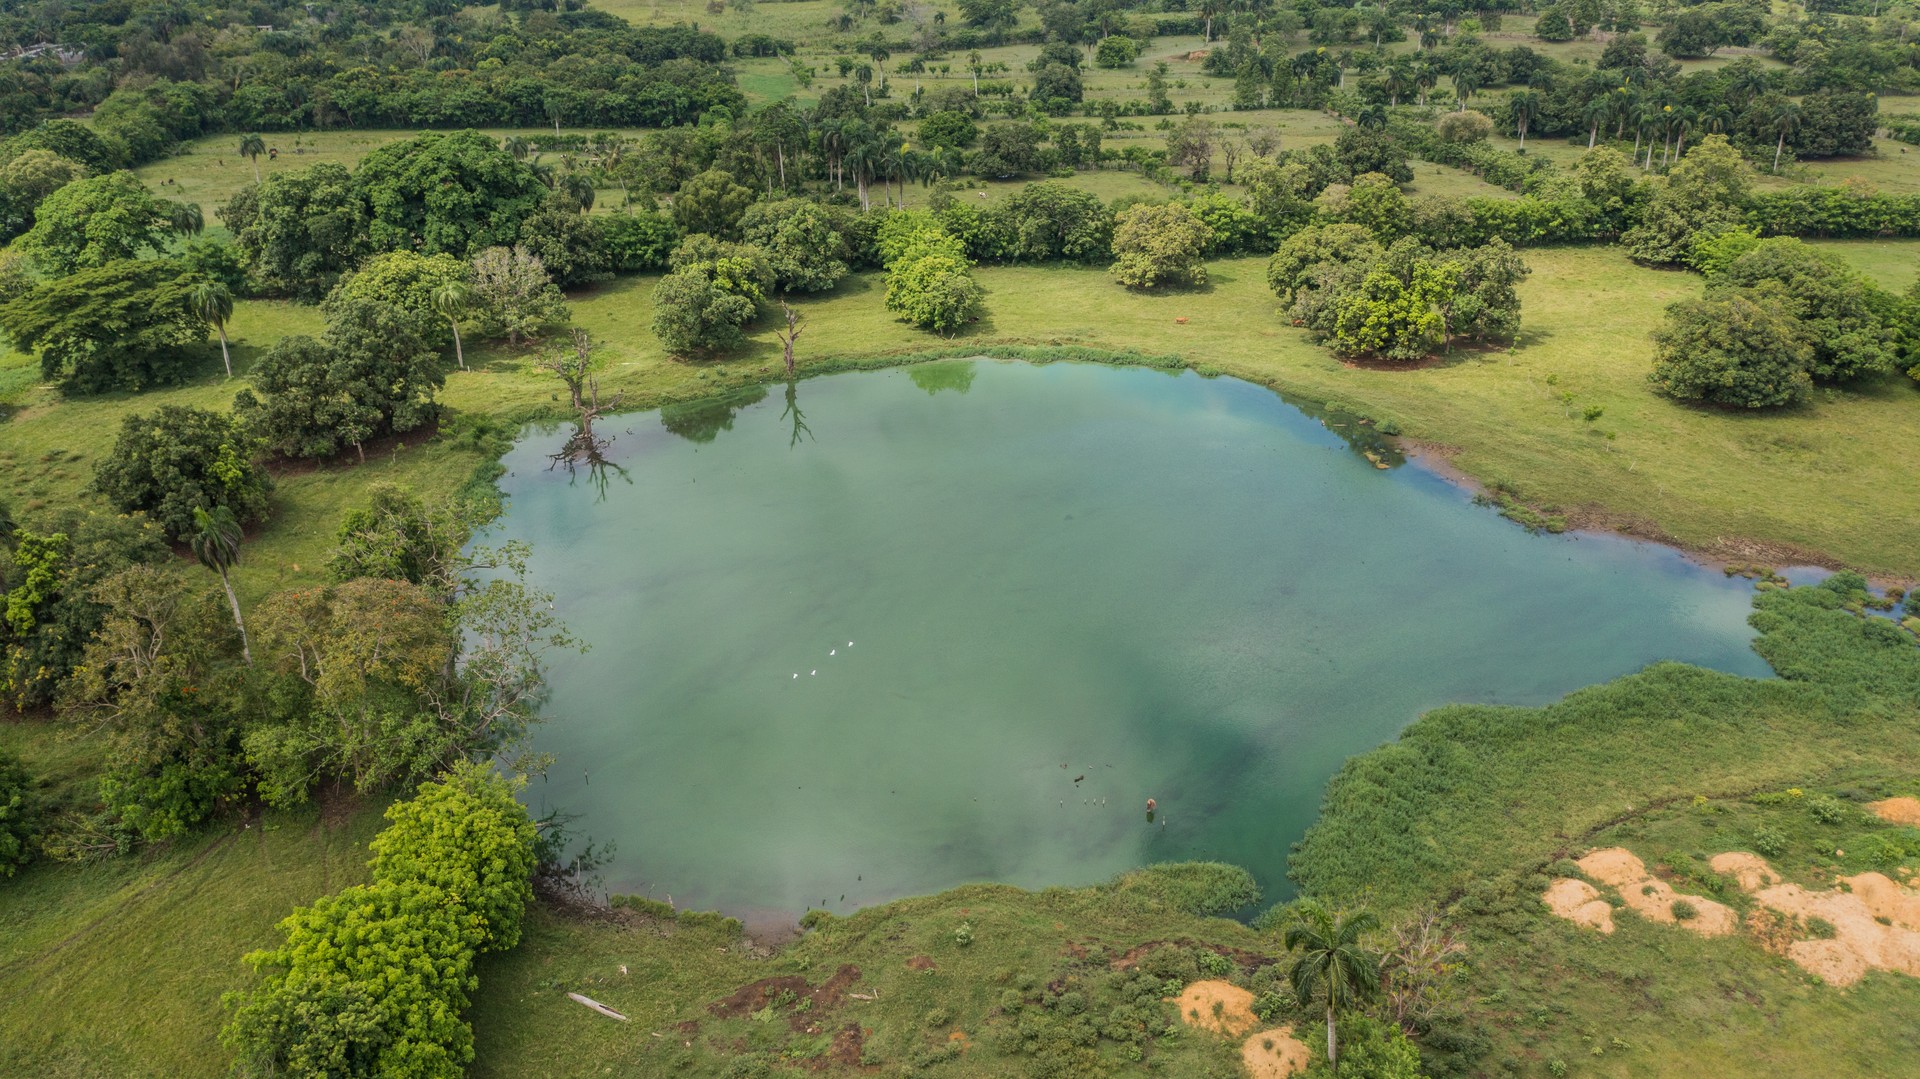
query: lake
[{"left": 490, "top": 359, "right": 1772, "bottom": 925}]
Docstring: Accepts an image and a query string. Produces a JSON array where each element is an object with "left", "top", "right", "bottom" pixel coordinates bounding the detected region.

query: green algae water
[{"left": 492, "top": 360, "right": 1771, "bottom": 924}]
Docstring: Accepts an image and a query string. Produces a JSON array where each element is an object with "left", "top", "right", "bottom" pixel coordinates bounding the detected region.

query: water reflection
[
  {"left": 909, "top": 361, "right": 976, "bottom": 396},
  {"left": 547, "top": 423, "right": 631, "bottom": 501},
  {"left": 659, "top": 386, "right": 769, "bottom": 444},
  {"left": 780, "top": 381, "right": 812, "bottom": 449}
]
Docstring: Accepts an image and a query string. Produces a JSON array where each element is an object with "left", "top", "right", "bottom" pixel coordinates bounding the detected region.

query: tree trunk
[
  {"left": 219, "top": 566, "right": 251, "bottom": 666},
  {"left": 250, "top": 157, "right": 260, "bottom": 183},
  {"left": 1519, "top": 123, "right": 1528, "bottom": 150},
  {"left": 1774, "top": 131, "right": 1785, "bottom": 173},
  {"left": 1588, "top": 123, "right": 1597, "bottom": 149},
  {"left": 217, "top": 326, "right": 232, "bottom": 378},
  {"left": 1326, "top": 1005, "right": 1337, "bottom": 1072},
  {"left": 451, "top": 320, "right": 465, "bottom": 370}
]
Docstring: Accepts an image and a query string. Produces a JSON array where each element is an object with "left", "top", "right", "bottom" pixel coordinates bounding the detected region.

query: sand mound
[
  {"left": 1710, "top": 851, "right": 1780, "bottom": 892},
  {"left": 1542, "top": 877, "right": 1614, "bottom": 933},
  {"left": 1574, "top": 848, "right": 1738, "bottom": 936},
  {"left": 1752, "top": 873, "right": 1920, "bottom": 987},
  {"left": 1869, "top": 797, "right": 1920, "bottom": 827},
  {"left": 1172, "top": 980, "right": 1258, "bottom": 1037},
  {"left": 1241, "top": 1026, "right": 1313, "bottom": 1079}
]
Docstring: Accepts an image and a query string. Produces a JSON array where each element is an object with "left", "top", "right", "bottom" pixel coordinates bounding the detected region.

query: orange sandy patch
[
  {"left": 1241, "top": 1025, "right": 1313, "bottom": 1079},
  {"left": 1172, "top": 980, "right": 1258, "bottom": 1037},
  {"left": 1710, "top": 851, "right": 1780, "bottom": 893},
  {"left": 1869, "top": 797, "right": 1920, "bottom": 827},
  {"left": 1575, "top": 848, "right": 1739, "bottom": 936},
  {"left": 1542, "top": 877, "right": 1615, "bottom": 933},
  {"left": 1751, "top": 872, "right": 1920, "bottom": 987}
]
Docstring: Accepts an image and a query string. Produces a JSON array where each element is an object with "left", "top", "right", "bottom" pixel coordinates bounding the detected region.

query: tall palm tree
[
  {"left": 189, "top": 281, "right": 235, "bottom": 378},
  {"left": 504, "top": 135, "right": 531, "bottom": 161},
  {"left": 431, "top": 282, "right": 473, "bottom": 371},
  {"left": 238, "top": 134, "right": 266, "bottom": 183},
  {"left": 1284, "top": 900, "right": 1381, "bottom": 1073},
  {"left": 1452, "top": 68, "right": 1481, "bottom": 111},
  {"left": 1510, "top": 89, "right": 1540, "bottom": 150},
  {"left": 562, "top": 172, "right": 596, "bottom": 211},
  {"left": 1769, "top": 100, "right": 1801, "bottom": 173},
  {"left": 170, "top": 201, "right": 204, "bottom": 238},
  {"left": 1584, "top": 96, "right": 1612, "bottom": 148},
  {"left": 191, "top": 505, "right": 250, "bottom": 666}
]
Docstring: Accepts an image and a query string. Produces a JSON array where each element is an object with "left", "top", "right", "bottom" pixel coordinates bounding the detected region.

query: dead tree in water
[{"left": 537, "top": 329, "right": 630, "bottom": 497}]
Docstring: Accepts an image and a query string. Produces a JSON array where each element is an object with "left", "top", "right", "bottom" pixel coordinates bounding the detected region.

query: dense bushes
[
  {"left": 1110, "top": 203, "right": 1213, "bottom": 288},
  {"left": 1110, "top": 862, "right": 1260, "bottom": 916},
  {"left": 222, "top": 763, "right": 538, "bottom": 1078},
  {"left": 0, "top": 750, "right": 37, "bottom": 876},
  {"left": 238, "top": 298, "right": 446, "bottom": 460},
  {"left": 0, "top": 258, "right": 211, "bottom": 394},
  {"left": 883, "top": 218, "right": 985, "bottom": 334}
]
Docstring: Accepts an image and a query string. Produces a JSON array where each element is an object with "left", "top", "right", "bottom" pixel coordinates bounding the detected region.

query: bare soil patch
[
  {"left": 1241, "top": 1025, "right": 1313, "bottom": 1079},
  {"left": 1542, "top": 877, "right": 1614, "bottom": 933},
  {"left": 1171, "top": 979, "right": 1258, "bottom": 1037},
  {"left": 1575, "top": 848, "right": 1738, "bottom": 936},
  {"left": 1710, "top": 851, "right": 1780, "bottom": 893},
  {"left": 1870, "top": 797, "right": 1920, "bottom": 827}
]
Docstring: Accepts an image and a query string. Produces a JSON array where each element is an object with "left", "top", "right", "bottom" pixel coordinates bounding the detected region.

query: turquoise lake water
[{"left": 489, "top": 360, "right": 1772, "bottom": 925}]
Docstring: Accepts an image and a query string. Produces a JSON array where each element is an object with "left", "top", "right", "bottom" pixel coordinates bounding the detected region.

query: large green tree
[
  {"left": 1650, "top": 291, "right": 1815, "bottom": 408},
  {"left": 94, "top": 405, "right": 272, "bottom": 541},
  {"left": 0, "top": 259, "right": 210, "bottom": 394},
  {"left": 239, "top": 299, "right": 447, "bottom": 461},
  {"left": 1710, "top": 238, "right": 1896, "bottom": 383},
  {"left": 15, "top": 171, "right": 174, "bottom": 275},
  {"left": 740, "top": 198, "right": 850, "bottom": 293},
  {"left": 1283, "top": 900, "right": 1382, "bottom": 1073},
  {"left": 352, "top": 130, "right": 547, "bottom": 257},
  {"left": 222, "top": 163, "right": 372, "bottom": 300},
  {"left": 1109, "top": 202, "right": 1214, "bottom": 289}
]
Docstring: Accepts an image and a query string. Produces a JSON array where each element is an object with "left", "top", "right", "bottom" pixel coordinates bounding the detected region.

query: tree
[
  {"left": 325, "top": 251, "right": 471, "bottom": 329},
  {"left": 0, "top": 150, "right": 88, "bottom": 240},
  {"left": 1534, "top": 7, "right": 1575, "bottom": 41},
  {"left": 327, "top": 484, "right": 489, "bottom": 593},
  {"left": 1110, "top": 203, "right": 1215, "bottom": 289},
  {"left": 190, "top": 505, "right": 251, "bottom": 665},
  {"left": 0, "top": 259, "right": 213, "bottom": 394},
  {"left": 1434, "top": 110, "right": 1493, "bottom": 144},
  {"left": 468, "top": 245, "right": 570, "bottom": 346},
  {"left": 740, "top": 199, "right": 850, "bottom": 293},
  {"left": 353, "top": 130, "right": 547, "bottom": 256},
  {"left": 1765, "top": 98, "right": 1800, "bottom": 174},
  {"left": 190, "top": 281, "right": 237, "bottom": 378},
  {"left": 1439, "top": 239, "right": 1530, "bottom": 346},
  {"left": 885, "top": 250, "right": 984, "bottom": 333},
  {"left": 1328, "top": 260, "right": 1458, "bottom": 361},
  {"left": 1621, "top": 134, "right": 1752, "bottom": 265},
  {"left": 16, "top": 172, "right": 174, "bottom": 275},
  {"left": 239, "top": 134, "right": 266, "bottom": 183},
  {"left": 1095, "top": 35, "right": 1139, "bottom": 68},
  {"left": 650, "top": 271, "right": 759, "bottom": 356},
  {"left": 94, "top": 405, "right": 271, "bottom": 541},
  {"left": 432, "top": 283, "right": 474, "bottom": 371},
  {"left": 239, "top": 299, "right": 447, "bottom": 462},
  {"left": 672, "top": 169, "right": 756, "bottom": 239},
  {"left": 1167, "top": 116, "right": 1217, "bottom": 180},
  {"left": 1649, "top": 292, "right": 1814, "bottom": 408},
  {"left": 1268, "top": 224, "right": 1384, "bottom": 310},
  {"left": 1712, "top": 239, "right": 1896, "bottom": 383},
  {"left": 1509, "top": 89, "right": 1541, "bottom": 150},
  {"left": 0, "top": 751, "right": 36, "bottom": 876},
  {"left": 776, "top": 300, "right": 805, "bottom": 379},
  {"left": 1283, "top": 900, "right": 1382, "bottom": 1073},
  {"left": 222, "top": 164, "right": 372, "bottom": 300}
]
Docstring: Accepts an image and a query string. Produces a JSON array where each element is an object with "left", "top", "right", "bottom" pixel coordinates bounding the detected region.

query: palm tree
[
  {"left": 191, "top": 505, "right": 250, "bottom": 666},
  {"left": 1452, "top": 68, "right": 1481, "bottom": 111},
  {"left": 189, "top": 282, "right": 235, "bottom": 378},
  {"left": 1510, "top": 89, "right": 1540, "bottom": 150},
  {"left": 431, "top": 282, "right": 473, "bottom": 371},
  {"left": 1769, "top": 100, "right": 1801, "bottom": 173},
  {"left": 170, "top": 201, "right": 204, "bottom": 238},
  {"left": 239, "top": 134, "right": 266, "bottom": 183},
  {"left": 1584, "top": 96, "right": 1612, "bottom": 149},
  {"left": 504, "top": 135, "right": 532, "bottom": 161},
  {"left": 562, "top": 172, "right": 596, "bottom": 211},
  {"left": 1283, "top": 900, "right": 1381, "bottom": 1073}
]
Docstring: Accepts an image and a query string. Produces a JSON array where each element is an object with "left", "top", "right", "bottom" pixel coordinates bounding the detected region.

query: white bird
[
  {"left": 830, "top": 649, "right": 836, "bottom": 656},
  {"left": 811, "top": 670, "right": 817, "bottom": 676},
  {"left": 848, "top": 641, "right": 854, "bottom": 647},
  {"left": 793, "top": 673, "right": 798, "bottom": 679}
]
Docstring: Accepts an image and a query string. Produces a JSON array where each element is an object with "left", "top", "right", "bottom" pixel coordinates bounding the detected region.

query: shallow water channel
[{"left": 490, "top": 359, "right": 1772, "bottom": 924}]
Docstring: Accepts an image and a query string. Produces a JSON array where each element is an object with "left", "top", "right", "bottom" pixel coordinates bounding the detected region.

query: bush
[
  {"left": 1435, "top": 111, "right": 1494, "bottom": 144},
  {"left": 1805, "top": 915, "right": 1837, "bottom": 939},
  {"left": 223, "top": 764, "right": 537, "bottom": 1077},
  {"left": 1095, "top": 35, "right": 1140, "bottom": 68},
  {"left": 885, "top": 252, "right": 985, "bottom": 333},
  {"left": 1671, "top": 899, "right": 1698, "bottom": 921},
  {"left": 93, "top": 405, "right": 271, "bottom": 540},
  {"left": 1753, "top": 827, "right": 1788, "bottom": 858},
  {"left": 651, "top": 270, "right": 759, "bottom": 355},
  {"left": 601, "top": 210, "right": 681, "bottom": 272}
]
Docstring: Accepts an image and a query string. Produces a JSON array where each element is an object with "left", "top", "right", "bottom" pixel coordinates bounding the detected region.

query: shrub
[
  {"left": 601, "top": 210, "right": 681, "bottom": 272},
  {"left": 1805, "top": 915, "right": 1837, "bottom": 939},
  {"left": 1435, "top": 110, "right": 1494, "bottom": 144},
  {"left": 1753, "top": 827, "right": 1788, "bottom": 858},
  {"left": 651, "top": 270, "right": 759, "bottom": 355},
  {"left": 1095, "top": 35, "right": 1140, "bottom": 68},
  {"left": 93, "top": 405, "right": 271, "bottom": 540},
  {"left": 223, "top": 764, "right": 537, "bottom": 1077},
  {"left": 1109, "top": 202, "right": 1213, "bottom": 289},
  {"left": 1671, "top": 899, "right": 1698, "bottom": 921},
  {"left": 885, "top": 252, "right": 985, "bottom": 334},
  {"left": 0, "top": 751, "right": 37, "bottom": 876},
  {"left": 1648, "top": 293, "right": 1813, "bottom": 409}
]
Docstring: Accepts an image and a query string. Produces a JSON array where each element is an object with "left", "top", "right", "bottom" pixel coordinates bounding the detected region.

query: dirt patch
[
  {"left": 1110, "top": 939, "right": 1277, "bottom": 973},
  {"left": 1710, "top": 852, "right": 1779, "bottom": 893},
  {"left": 1575, "top": 848, "right": 1738, "bottom": 936},
  {"left": 708, "top": 964, "right": 862, "bottom": 1027},
  {"left": 1752, "top": 873, "right": 1920, "bottom": 987},
  {"left": 1241, "top": 1026, "right": 1313, "bottom": 1079},
  {"left": 1870, "top": 797, "right": 1920, "bottom": 827},
  {"left": 1171, "top": 980, "right": 1258, "bottom": 1037},
  {"left": 905, "top": 955, "right": 936, "bottom": 971},
  {"left": 820, "top": 1024, "right": 866, "bottom": 1069},
  {"left": 1542, "top": 878, "right": 1614, "bottom": 933}
]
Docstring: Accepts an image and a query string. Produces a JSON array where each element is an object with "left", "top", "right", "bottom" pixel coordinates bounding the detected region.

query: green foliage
[
  {"left": 239, "top": 298, "right": 446, "bottom": 460},
  {"left": 0, "top": 259, "right": 210, "bottom": 394},
  {"left": 327, "top": 484, "right": 484, "bottom": 591},
  {"left": 917, "top": 110, "right": 979, "bottom": 150},
  {"left": 468, "top": 245, "right": 570, "bottom": 345},
  {"left": 15, "top": 171, "right": 174, "bottom": 275},
  {"left": 673, "top": 168, "right": 756, "bottom": 240},
  {"left": 0, "top": 750, "right": 38, "bottom": 875},
  {"left": 223, "top": 764, "right": 537, "bottom": 1077},
  {"left": 885, "top": 251, "right": 985, "bottom": 334},
  {"left": 1687, "top": 226, "right": 1763, "bottom": 277},
  {"left": 600, "top": 209, "right": 681, "bottom": 273},
  {"left": 650, "top": 271, "right": 758, "bottom": 356},
  {"left": 998, "top": 182, "right": 1114, "bottom": 263},
  {"left": 1621, "top": 135, "right": 1753, "bottom": 266},
  {"left": 0, "top": 149, "right": 88, "bottom": 240},
  {"left": 1111, "top": 862, "right": 1261, "bottom": 916},
  {"left": 1109, "top": 202, "right": 1213, "bottom": 289},
  {"left": 92, "top": 405, "right": 270, "bottom": 541},
  {"left": 1094, "top": 35, "right": 1139, "bottom": 69},
  {"left": 1649, "top": 292, "right": 1815, "bottom": 409},
  {"left": 1710, "top": 238, "right": 1897, "bottom": 383},
  {"left": 0, "top": 511, "right": 169, "bottom": 712},
  {"left": 739, "top": 199, "right": 849, "bottom": 294},
  {"left": 323, "top": 250, "right": 470, "bottom": 331},
  {"left": 353, "top": 130, "right": 546, "bottom": 257},
  {"left": 1434, "top": 111, "right": 1494, "bottom": 145},
  {"left": 1300, "top": 1014, "right": 1425, "bottom": 1079},
  {"left": 223, "top": 163, "right": 371, "bottom": 300}
]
